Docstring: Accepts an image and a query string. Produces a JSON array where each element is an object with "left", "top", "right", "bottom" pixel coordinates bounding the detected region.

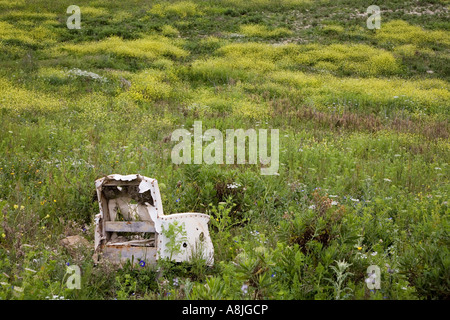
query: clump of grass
[
  {"left": 216, "top": 0, "right": 311, "bottom": 11},
  {"left": 392, "top": 44, "right": 433, "bottom": 58},
  {"left": 161, "top": 25, "right": 180, "bottom": 37},
  {"left": 0, "top": 0, "right": 25, "bottom": 9},
  {"left": 269, "top": 70, "right": 321, "bottom": 88},
  {"left": 149, "top": 1, "right": 202, "bottom": 18},
  {"left": 268, "top": 70, "right": 450, "bottom": 115},
  {"left": 36, "top": 67, "right": 70, "bottom": 85},
  {"left": 317, "top": 76, "right": 450, "bottom": 115},
  {"left": 110, "top": 11, "right": 133, "bottom": 23},
  {"left": 232, "top": 99, "right": 269, "bottom": 120},
  {"left": 376, "top": 20, "right": 450, "bottom": 47},
  {"left": 215, "top": 42, "right": 401, "bottom": 77},
  {"left": 0, "top": 41, "right": 26, "bottom": 59},
  {"left": 292, "top": 43, "right": 401, "bottom": 77},
  {"left": 122, "top": 69, "right": 178, "bottom": 103},
  {"left": 189, "top": 56, "right": 275, "bottom": 83},
  {"left": 216, "top": 42, "right": 282, "bottom": 61},
  {"left": 0, "top": 21, "right": 57, "bottom": 47},
  {"left": 61, "top": 36, "right": 188, "bottom": 61},
  {"left": 189, "top": 42, "right": 290, "bottom": 83},
  {"left": 196, "top": 36, "right": 225, "bottom": 53},
  {"left": 185, "top": 87, "right": 232, "bottom": 114},
  {"left": 183, "top": 83, "right": 270, "bottom": 119},
  {"left": 81, "top": 6, "right": 109, "bottom": 17},
  {"left": 0, "top": 78, "right": 63, "bottom": 114},
  {"left": 320, "top": 24, "right": 345, "bottom": 35},
  {"left": 239, "top": 24, "right": 293, "bottom": 39},
  {"left": 1, "top": 11, "right": 57, "bottom": 21}
]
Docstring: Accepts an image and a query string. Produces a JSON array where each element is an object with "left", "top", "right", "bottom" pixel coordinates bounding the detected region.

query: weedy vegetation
[{"left": 0, "top": 0, "right": 448, "bottom": 300}]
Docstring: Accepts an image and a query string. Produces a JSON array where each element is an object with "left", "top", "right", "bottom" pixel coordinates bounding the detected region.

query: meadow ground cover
[{"left": 0, "top": 0, "right": 448, "bottom": 300}]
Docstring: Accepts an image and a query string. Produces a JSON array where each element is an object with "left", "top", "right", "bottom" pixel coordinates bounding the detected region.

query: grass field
[{"left": 0, "top": 0, "right": 448, "bottom": 300}]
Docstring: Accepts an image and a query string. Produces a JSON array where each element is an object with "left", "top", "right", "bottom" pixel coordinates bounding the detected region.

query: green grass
[{"left": 0, "top": 0, "right": 449, "bottom": 300}]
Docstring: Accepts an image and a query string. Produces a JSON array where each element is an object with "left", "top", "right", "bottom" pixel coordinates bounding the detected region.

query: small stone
[{"left": 60, "top": 235, "right": 91, "bottom": 257}]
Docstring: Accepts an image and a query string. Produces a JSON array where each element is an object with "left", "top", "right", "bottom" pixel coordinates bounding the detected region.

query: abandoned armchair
[{"left": 93, "top": 174, "right": 214, "bottom": 267}]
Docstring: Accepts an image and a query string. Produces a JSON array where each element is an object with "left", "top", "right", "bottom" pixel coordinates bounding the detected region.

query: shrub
[
  {"left": 62, "top": 36, "right": 188, "bottom": 61},
  {"left": 0, "top": 78, "right": 62, "bottom": 114},
  {"left": 149, "top": 1, "right": 202, "bottom": 18},
  {"left": 215, "top": 0, "right": 312, "bottom": 11},
  {"left": 0, "top": 21, "right": 56, "bottom": 47},
  {"left": 376, "top": 20, "right": 450, "bottom": 47},
  {"left": 321, "top": 25, "right": 345, "bottom": 35},
  {"left": 293, "top": 44, "right": 401, "bottom": 76},
  {"left": 239, "top": 24, "right": 293, "bottom": 39},
  {"left": 161, "top": 25, "right": 180, "bottom": 37},
  {"left": 189, "top": 56, "right": 274, "bottom": 83},
  {"left": 124, "top": 69, "right": 176, "bottom": 102}
]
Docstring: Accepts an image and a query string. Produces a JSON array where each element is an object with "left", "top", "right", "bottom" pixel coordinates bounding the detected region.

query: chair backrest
[{"left": 95, "top": 174, "right": 165, "bottom": 238}]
